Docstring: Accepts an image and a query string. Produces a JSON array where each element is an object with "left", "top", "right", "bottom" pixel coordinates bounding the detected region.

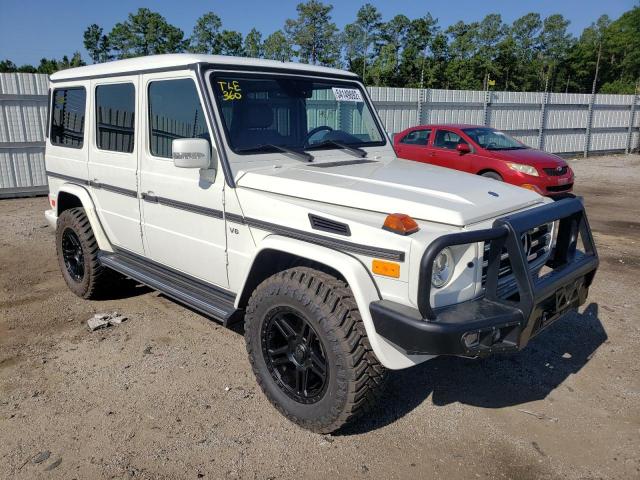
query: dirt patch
[{"left": 1, "top": 156, "right": 640, "bottom": 480}]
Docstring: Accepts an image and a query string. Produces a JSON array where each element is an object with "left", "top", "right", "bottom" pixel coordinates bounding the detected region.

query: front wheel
[
  {"left": 480, "top": 171, "right": 503, "bottom": 181},
  {"left": 244, "top": 267, "right": 386, "bottom": 433}
]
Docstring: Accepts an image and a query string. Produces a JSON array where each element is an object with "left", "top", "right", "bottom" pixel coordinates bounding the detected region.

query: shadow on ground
[{"left": 339, "top": 303, "right": 606, "bottom": 435}]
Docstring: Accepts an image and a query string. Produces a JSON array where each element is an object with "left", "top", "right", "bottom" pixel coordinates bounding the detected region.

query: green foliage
[
  {"left": 4, "top": 4, "right": 638, "bottom": 94},
  {"left": 108, "top": 8, "right": 186, "bottom": 58},
  {"left": 244, "top": 28, "right": 263, "bottom": 58},
  {"left": 189, "top": 12, "right": 223, "bottom": 54},
  {"left": 284, "top": 0, "right": 340, "bottom": 66},
  {"left": 218, "top": 30, "right": 244, "bottom": 56},
  {"left": 263, "top": 30, "right": 293, "bottom": 61},
  {"left": 83, "top": 24, "right": 111, "bottom": 63}
]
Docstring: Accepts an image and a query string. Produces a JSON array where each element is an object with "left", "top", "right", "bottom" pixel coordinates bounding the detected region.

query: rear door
[
  {"left": 88, "top": 76, "right": 144, "bottom": 254},
  {"left": 394, "top": 129, "right": 432, "bottom": 163},
  {"left": 428, "top": 128, "right": 472, "bottom": 172}
]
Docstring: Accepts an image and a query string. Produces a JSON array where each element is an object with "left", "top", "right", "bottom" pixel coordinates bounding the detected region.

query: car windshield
[
  {"left": 462, "top": 127, "right": 527, "bottom": 150},
  {"left": 210, "top": 73, "right": 385, "bottom": 157}
]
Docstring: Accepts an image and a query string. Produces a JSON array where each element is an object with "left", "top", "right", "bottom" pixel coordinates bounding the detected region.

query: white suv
[{"left": 44, "top": 54, "right": 598, "bottom": 432}]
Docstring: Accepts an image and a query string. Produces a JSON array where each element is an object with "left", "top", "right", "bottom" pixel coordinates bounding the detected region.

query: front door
[
  {"left": 139, "top": 72, "right": 228, "bottom": 288},
  {"left": 88, "top": 76, "right": 144, "bottom": 254},
  {"left": 428, "top": 129, "right": 472, "bottom": 172}
]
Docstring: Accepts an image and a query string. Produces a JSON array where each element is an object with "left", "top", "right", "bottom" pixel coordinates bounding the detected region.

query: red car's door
[
  {"left": 394, "top": 128, "right": 432, "bottom": 163},
  {"left": 427, "top": 129, "right": 473, "bottom": 172}
]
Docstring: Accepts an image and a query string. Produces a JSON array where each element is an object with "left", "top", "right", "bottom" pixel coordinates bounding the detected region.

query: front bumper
[{"left": 370, "top": 197, "right": 598, "bottom": 357}]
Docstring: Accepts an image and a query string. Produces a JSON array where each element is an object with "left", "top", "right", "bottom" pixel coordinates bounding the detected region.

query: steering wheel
[
  {"left": 486, "top": 141, "right": 498, "bottom": 149},
  {"left": 304, "top": 126, "right": 333, "bottom": 146}
]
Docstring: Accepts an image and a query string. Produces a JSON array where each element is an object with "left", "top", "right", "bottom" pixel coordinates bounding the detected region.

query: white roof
[{"left": 49, "top": 54, "right": 358, "bottom": 81}]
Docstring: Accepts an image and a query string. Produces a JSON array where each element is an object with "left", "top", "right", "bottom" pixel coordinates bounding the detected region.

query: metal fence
[
  {"left": 0, "top": 73, "right": 49, "bottom": 198},
  {"left": 1, "top": 72, "right": 638, "bottom": 199},
  {"left": 369, "top": 87, "right": 639, "bottom": 156}
]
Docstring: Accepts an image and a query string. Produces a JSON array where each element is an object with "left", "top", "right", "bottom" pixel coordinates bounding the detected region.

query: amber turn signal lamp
[
  {"left": 372, "top": 259, "right": 400, "bottom": 278},
  {"left": 382, "top": 213, "right": 419, "bottom": 235},
  {"left": 520, "top": 183, "right": 544, "bottom": 195}
]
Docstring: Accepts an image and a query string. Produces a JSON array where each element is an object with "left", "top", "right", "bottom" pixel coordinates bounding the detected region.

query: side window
[
  {"left": 96, "top": 83, "right": 136, "bottom": 153},
  {"left": 148, "top": 78, "right": 208, "bottom": 159},
  {"left": 400, "top": 129, "right": 431, "bottom": 145},
  {"left": 433, "top": 130, "right": 467, "bottom": 150},
  {"left": 50, "top": 87, "right": 86, "bottom": 148}
]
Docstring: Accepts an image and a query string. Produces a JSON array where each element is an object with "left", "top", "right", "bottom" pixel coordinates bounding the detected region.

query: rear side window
[
  {"left": 433, "top": 130, "right": 467, "bottom": 150},
  {"left": 96, "top": 83, "right": 136, "bottom": 153},
  {"left": 148, "top": 78, "right": 208, "bottom": 159},
  {"left": 50, "top": 88, "right": 86, "bottom": 148},
  {"left": 400, "top": 129, "right": 431, "bottom": 145}
]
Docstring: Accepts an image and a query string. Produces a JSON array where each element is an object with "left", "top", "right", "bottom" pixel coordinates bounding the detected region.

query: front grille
[
  {"left": 543, "top": 166, "right": 568, "bottom": 176},
  {"left": 547, "top": 183, "right": 573, "bottom": 193},
  {"left": 481, "top": 223, "right": 553, "bottom": 297}
]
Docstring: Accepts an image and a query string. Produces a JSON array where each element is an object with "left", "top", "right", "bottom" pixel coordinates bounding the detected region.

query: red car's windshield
[{"left": 462, "top": 127, "right": 527, "bottom": 151}]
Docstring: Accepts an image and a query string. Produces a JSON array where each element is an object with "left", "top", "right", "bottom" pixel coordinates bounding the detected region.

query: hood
[
  {"left": 236, "top": 157, "right": 544, "bottom": 227},
  {"left": 488, "top": 148, "right": 567, "bottom": 167}
]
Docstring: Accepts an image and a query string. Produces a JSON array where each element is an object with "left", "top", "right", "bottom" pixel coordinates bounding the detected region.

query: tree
[
  {"left": 398, "top": 14, "right": 439, "bottom": 87},
  {"left": 108, "top": 8, "right": 186, "bottom": 58},
  {"left": 263, "top": 30, "right": 293, "bottom": 61},
  {"left": 538, "top": 14, "right": 574, "bottom": 89},
  {"left": 504, "top": 13, "right": 543, "bottom": 90},
  {"left": 36, "top": 58, "right": 60, "bottom": 75},
  {"left": 0, "top": 60, "right": 17, "bottom": 72},
  {"left": 83, "top": 24, "right": 111, "bottom": 63},
  {"left": 189, "top": 12, "right": 222, "bottom": 53},
  {"left": 285, "top": 0, "right": 340, "bottom": 66},
  {"left": 218, "top": 30, "right": 244, "bottom": 56},
  {"left": 244, "top": 28, "right": 263, "bottom": 58},
  {"left": 58, "top": 52, "right": 86, "bottom": 70}
]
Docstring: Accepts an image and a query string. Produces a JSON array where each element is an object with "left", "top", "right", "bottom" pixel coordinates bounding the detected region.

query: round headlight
[{"left": 432, "top": 247, "right": 454, "bottom": 288}]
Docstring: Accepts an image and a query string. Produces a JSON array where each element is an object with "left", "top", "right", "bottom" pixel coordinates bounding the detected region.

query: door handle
[{"left": 141, "top": 191, "right": 158, "bottom": 202}]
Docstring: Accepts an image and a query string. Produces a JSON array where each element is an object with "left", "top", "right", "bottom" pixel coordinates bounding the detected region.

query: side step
[{"left": 99, "top": 250, "right": 238, "bottom": 325}]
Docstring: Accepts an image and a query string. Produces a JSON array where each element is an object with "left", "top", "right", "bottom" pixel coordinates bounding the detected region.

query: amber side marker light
[
  {"left": 372, "top": 259, "right": 400, "bottom": 278},
  {"left": 382, "top": 213, "right": 419, "bottom": 235}
]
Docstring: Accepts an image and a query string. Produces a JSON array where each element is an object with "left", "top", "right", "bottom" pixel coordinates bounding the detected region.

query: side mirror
[
  {"left": 456, "top": 143, "right": 471, "bottom": 154},
  {"left": 172, "top": 138, "right": 213, "bottom": 169}
]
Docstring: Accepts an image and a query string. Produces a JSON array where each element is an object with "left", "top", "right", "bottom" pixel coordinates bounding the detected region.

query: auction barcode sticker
[{"left": 332, "top": 87, "right": 364, "bottom": 102}]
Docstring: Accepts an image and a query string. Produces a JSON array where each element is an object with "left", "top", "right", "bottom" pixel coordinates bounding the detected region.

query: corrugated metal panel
[
  {"left": 0, "top": 73, "right": 638, "bottom": 198},
  {"left": 0, "top": 73, "right": 49, "bottom": 197}
]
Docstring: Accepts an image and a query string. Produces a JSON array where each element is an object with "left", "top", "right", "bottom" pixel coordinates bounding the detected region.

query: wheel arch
[
  {"left": 477, "top": 168, "right": 502, "bottom": 177},
  {"left": 235, "top": 235, "right": 424, "bottom": 369},
  {"left": 55, "top": 184, "right": 113, "bottom": 252}
]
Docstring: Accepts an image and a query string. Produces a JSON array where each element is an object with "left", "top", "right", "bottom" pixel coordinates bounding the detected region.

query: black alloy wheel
[
  {"left": 61, "top": 227, "right": 85, "bottom": 282},
  {"left": 262, "top": 307, "right": 328, "bottom": 404}
]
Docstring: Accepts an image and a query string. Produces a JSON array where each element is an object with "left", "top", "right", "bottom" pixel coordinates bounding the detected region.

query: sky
[{"left": 0, "top": 0, "right": 636, "bottom": 66}]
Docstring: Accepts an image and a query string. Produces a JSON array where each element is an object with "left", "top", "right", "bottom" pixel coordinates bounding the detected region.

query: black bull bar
[{"left": 370, "top": 197, "right": 599, "bottom": 356}]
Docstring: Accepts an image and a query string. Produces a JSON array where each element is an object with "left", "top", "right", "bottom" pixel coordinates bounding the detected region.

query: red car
[{"left": 394, "top": 124, "right": 574, "bottom": 197}]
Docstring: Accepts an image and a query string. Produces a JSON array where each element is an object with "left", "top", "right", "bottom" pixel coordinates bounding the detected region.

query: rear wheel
[
  {"left": 56, "top": 208, "right": 116, "bottom": 299},
  {"left": 480, "top": 171, "right": 503, "bottom": 181},
  {"left": 244, "top": 267, "right": 386, "bottom": 433}
]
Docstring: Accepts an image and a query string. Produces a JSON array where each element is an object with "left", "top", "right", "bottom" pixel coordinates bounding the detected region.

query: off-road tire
[
  {"left": 481, "top": 171, "right": 503, "bottom": 181},
  {"left": 244, "top": 267, "right": 386, "bottom": 433},
  {"left": 55, "top": 207, "right": 116, "bottom": 299}
]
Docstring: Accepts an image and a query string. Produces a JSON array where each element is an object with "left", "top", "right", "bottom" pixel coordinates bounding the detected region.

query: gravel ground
[{"left": 1, "top": 154, "right": 639, "bottom": 480}]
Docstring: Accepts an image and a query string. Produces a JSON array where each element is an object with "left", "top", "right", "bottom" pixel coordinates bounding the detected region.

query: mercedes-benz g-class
[{"left": 44, "top": 54, "right": 598, "bottom": 432}]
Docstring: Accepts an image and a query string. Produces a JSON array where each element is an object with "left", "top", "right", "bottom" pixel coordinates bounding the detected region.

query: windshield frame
[
  {"left": 462, "top": 127, "right": 527, "bottom": 151},
  {"left": 207, "top": 70, "right": 388, "bottom": 157}
]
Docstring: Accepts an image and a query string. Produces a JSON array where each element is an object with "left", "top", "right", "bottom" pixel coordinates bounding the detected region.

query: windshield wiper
[
  {"left": 305, "top": 140, "right": 367, "bottom": 158},
  {"left": 236, "top": 144, "right": 313, "bottom": 162}
]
